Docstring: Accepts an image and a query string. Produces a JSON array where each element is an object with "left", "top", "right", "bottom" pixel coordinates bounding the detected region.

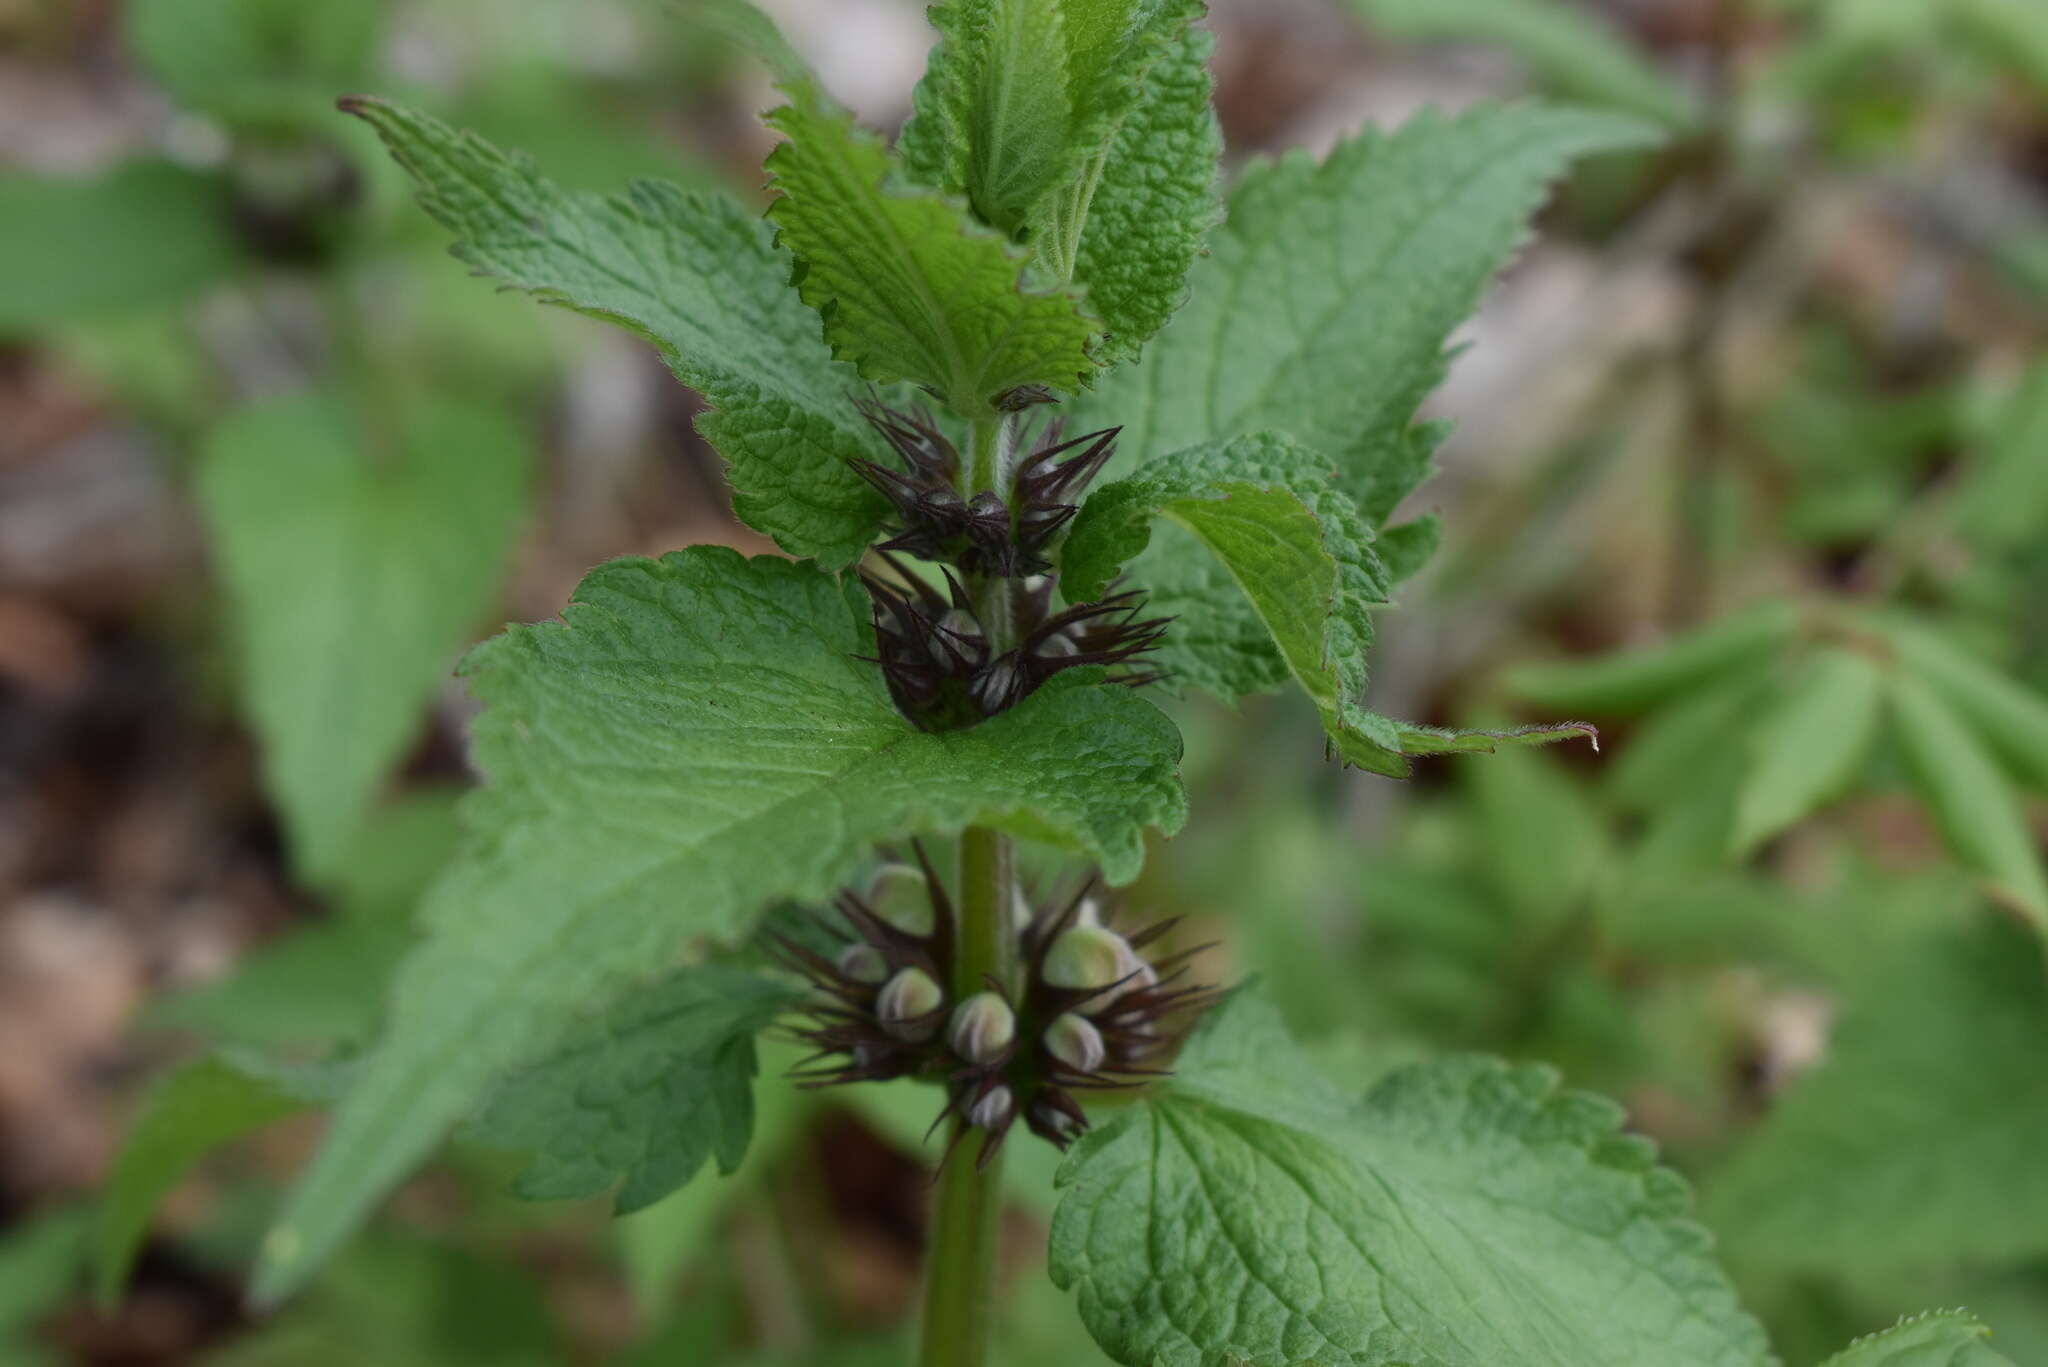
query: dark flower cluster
[
  {"left": 770, "top": 844, "right": 1219, "bottom": 1169},
  {"left": 848, "top": 400, "right": 1167, "bottom": 731}
]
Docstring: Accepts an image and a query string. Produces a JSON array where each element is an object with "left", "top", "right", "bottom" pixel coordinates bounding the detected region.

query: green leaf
[
  {"left": 251, "top": 548, "right": 1186, "bottom": 1305},
  {"left": 1705, "top": 916, "right": 2048, "bottom": 1279},
  {"left": 1729, "top": 646, "right": 1885, "bottom": 854},
  {"left": 198, "top": 389, "right": 528, "bottom": 883},
  {"left": 129, "top": 0, "right": 383, "bottom": 125},
  {"left": 1050, "top": 992, "right": 1771, "bottom": 1367},
  {"left": 764, "top": 83, "right": 1100, "bottom": 412},
  {"left": 1343, "top": 0, "right": 1697, "bottom": 129},
  {"left": 1062, "top": 432, "right": 1409, "bottom": 771},
  {"left": 1464, "top": 741, "right": 1609, "bottom": 922},
  {"left": 95, "top": 1053, "right": 341, "bottom": 1306},
  {"left": 341, "top": 97, "right": 887, "bottom": 567},
  {"left": 1886, "top": 617, "right": 2048, "bottom": 795},
  {"left": 1818, "top": 1312, "right": 2017, "bottom": 1367},
  {"left": 1953, "top": 361, "right": 2048, "bottom": 550},
  {"left": 1071, "top": 103, "right": 1660, "bottom": 517},
  {"left": 1506, "top": 601, "right": 1801, "bottom": 715},
  {"left": 0, "top": 161, "right": 241, "bottom": 335},
  {"left": 468, "top": 966, "right": 802, "bottom": 1213},
  {"left": 0, "top": 1208, "right": 89, "bottom": 1354},
  {"left": 1887, "top": 672, "right": 2048, "bottom": 933}
]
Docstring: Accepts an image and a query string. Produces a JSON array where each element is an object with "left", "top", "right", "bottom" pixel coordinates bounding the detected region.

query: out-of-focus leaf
[
  {"left": 1955, "top": 361, "right": 2048, "bottom": 550},
  {"left": 128, "top": 0, "right": 384, "bottom": 127},
  {"left": 0, "top": 1207, "right": 89, "bottom": 1365},
  {"left": 1706, "top": 915, "right": 2048, "bottom": 1279},
  {"left": 199, "top": 390, "right": 529, "bottom": 883},
  {"left": 1464, "top": 740, "right": 1609, "bottom": 923},
  {"left": 0, "top": 162, "right": 241, "bottom": 335},
  {"left": 1507, "top": 601, "right": 1799, "bottom": 715},
  {"left": 1344, "top": 0, "right": 1697, "bottom": 129},
  {"left": 1888, "top": 673, "right": 2048, "bottom": 933},
  {"left": 1729, "top": 646, "right": 1884, "bottom": 854},
  {"left": 1888, "top": 618, "right": 2048, "bottom": 794},
  {"left": 1607, "top": 670, "right": 1771, "bottom": 812}
]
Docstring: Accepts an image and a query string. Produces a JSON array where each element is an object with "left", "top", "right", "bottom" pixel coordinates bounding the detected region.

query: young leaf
[
  {"left": 1049, "top": 992, "right": 1772, "bottom": 1367},
  {"left": 1343, "top": 0, "right": 1697, "bottom": 130},
  {"left": 1728, "top": 645, "right": 1884, "bottom": 855},
  {"left": 1888, "top": 673, "right": 2048, "bottom": 933},
  {"left": 765, "top": 83, "right": 1100, "bottom": 412},
  {"left": 1817, "top": 1311, "right": 2017, "bottom": 1367},
  {"left": 95, "top": 1054, "right": 342, "bottom": 1306},
  {"left": 199, "top": 391, "right": 528, "bottom": 884},
  {"left": 1705, "top": 917, "right": 2048, "bottom": 1278},
  {"left": 251, "top": 548, "right": 1186, "bottom": 1305},
  {"left": 1506, "top": 600, "right": 1801, "bottom": 715},
  {"left": 1069, "top": 103, "right": 1660, "bottom": 517},
  {"left": 340, "top": 97, "right": 888, "bottom": 567},
  {"left": 1061, "top": 432, "right": 1405, "bottom": 772},
  {"left": 0, "top": 161, "right": 241, "bottom": 334},
  {"left": 1886, "top": 618, "right": 2048, "bottom": 795},
  {"left": 467, "top": 966, "right": 802, "bottom": 1213}
]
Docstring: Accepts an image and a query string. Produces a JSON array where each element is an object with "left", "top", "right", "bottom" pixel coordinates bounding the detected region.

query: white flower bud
[
  {"left": 947, "top": 991, "right": 1016, "bottom": 1065},
  {"left": 966, "top": 1084, "right": 1014, "bottom": 1131},
  {"left": 876, "top": 966, "right": 944, "bottom": 1040},
  {"left": 1042, "top": 1012, "right": 1106, "bottom": 1073},
  {"left": 867, "top": 863, "right": 935, "bottom": 937},
  {"left": 1042, "top": 925, "right": 1138, "bottom": 992},
  {"left": 836, "top": 942, "right": 888, "bottom": 985}
]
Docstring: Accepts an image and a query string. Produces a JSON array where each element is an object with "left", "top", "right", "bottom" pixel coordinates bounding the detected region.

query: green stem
[{"left": 917, "top": 825, "right": 1014, "bottom": 1367}]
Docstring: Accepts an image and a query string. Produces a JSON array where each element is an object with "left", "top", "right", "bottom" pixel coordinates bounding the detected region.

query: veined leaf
[
  {"left": 765, "top": 83, "right": 1100, "bottom": 412},
  {"left": 1886, "top": 617, "right": 2048, "bottom": 795},
  {"left": 1818, "top": 1311, "right": 2016, "bottom": 1367},
  {"left": 1050, "top": 992, "right": 1771, "bottom": 1367},
  {"left": 468, "top": 966, "right": 802, "bottom": 1213},
  {"left": 1343, "top": 0, "right": 1697, "bottom": 129},
  {"left": 1729, "top": 645, "right": 1884, "bottom": 855},
  {"left": 1070, "top": 103, "right": 1660, "bottom": 517},
  {"left": 1507, "top": 600, "right": 1801, "bottom": 715},
  {"left": 251, "top": 548, "right": 1186, "bottom": 1305},
  {"left": 341, "top": 97, "right": 888, "bottom": 567},
  {"left": 199, "top": 391, "right": 528, "bottom": 884},
  {"left": 1888, "top": 673, "right": 2048, "bottom": 933},
  {"left": 1705, "top": 916, "right": 2048, "bottom": 1278}
]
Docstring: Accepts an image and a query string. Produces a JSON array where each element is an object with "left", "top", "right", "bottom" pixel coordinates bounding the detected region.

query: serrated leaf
[
  {"left": 95, "top": 1054, "right": 341, "bottom": 1306},
  {"left": 251, "top": 548, "right": 1186, "bottom": 1305},
  {"left": 1070, "top": 103, "right": 1659, "bottom": 518},
  {"left": 468, "top": 966, "right": 801, "bottom": 1213},
  {"left": 1050, "top": 992, "right": 1772, "bottom": 1367},
  {"left": 0, "top": 161, "right": 242, "bottom": 335},
  {"left": 1729, "top": 646, "right": 1884, "bottom": 855},
  {"left": 1886, "top": 617, "right": 2048, "bottom": 795},
  {"left": 198, "top": 390, "right": 527, "bottom": 883},
  {"left": 341, "top": 97, "right": 888, "bottom": 567},
  {"left": 764, "top": 83, "right": 1100, "bottom": 411},
  {"left": 1061, "top": 432, "right": 1407, "bottom": 771},
  {"left": 1888, "top": 672, "right": 2048, "bottom": 933},
  {"left": 1705, "top": 916, "right": 2048, "bottom": 1279},
  {"left": 1818, "top": 1312, "right": 2017, "bottom": 1367},
  {"left": 1506, "top": 600, "right": 1801, "bottom": 714},
  {"left": 1343, "top": 0, "right": 1697, "bottom": 129}
]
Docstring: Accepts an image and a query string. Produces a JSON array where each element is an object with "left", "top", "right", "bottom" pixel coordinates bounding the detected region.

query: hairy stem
[{"left": 917, "top": 825, "right": 1014, "bottom": 1367}]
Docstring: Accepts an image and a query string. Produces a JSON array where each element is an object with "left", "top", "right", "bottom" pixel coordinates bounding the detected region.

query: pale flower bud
[
  {"left": 836, "top": 943, "right": 888, "bottom": 985},
  {"left": 966, "top": 1084, "right": 1015, "bottom": 1131},
  {"left": 868, "top": 863, "right": 935, "bottom": 937},
  {"left": 1042, "top": 1012, "right": 1107, "bottom": 1073},
  {"left": 1043, "top": 925, "right": 1137, "bottom": 992},
  {"left": 877, "top": 966, "right": 944, "bottom": 1040},
  {"left": 947, "top": 991, "right": 1016, "bottom": 1065}
]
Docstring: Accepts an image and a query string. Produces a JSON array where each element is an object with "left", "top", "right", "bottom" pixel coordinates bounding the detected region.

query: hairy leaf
[
  {"left": 469, "top": 966, "right": 802, "bottom": 1212},
  {"left": 1729, "top": 646, "right": 1884, "bottom": 855},
  {"left": 251, "top": 548, "right": 1186, "bottom": 1304},
  {"left": 341, "top": 97, "right": 887, "bottom": 566},
  {"left": 1070, "top": 104, "right": 1659, "bottom": 517},
  {"left": 1050, "top": 992, "right": 1771, "bottom": 1367},
  {"left": 1705, "top": 916, "right": 2048, "bottom": 1278},
  {"left": 1817, "top": 1312, "right": 2017, "bottom": 1367},
  {"left": 1343, "top": 0, "right": 1696, "bottom": 129},
  {"left": 199, "top": 391, "right": 527, "bottom": 883},
  {"left": 765, "top": 84, "right": 1099, "bottom": 411},
  {"left": 1888, "top": 673, "right": 2048, "bottom": 933}
]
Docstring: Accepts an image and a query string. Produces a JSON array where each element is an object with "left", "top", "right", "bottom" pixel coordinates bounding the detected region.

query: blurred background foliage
[{"left": 0, "top": 0, "right": 2043, "bottom": 1362}]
